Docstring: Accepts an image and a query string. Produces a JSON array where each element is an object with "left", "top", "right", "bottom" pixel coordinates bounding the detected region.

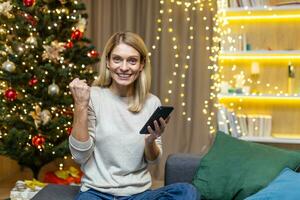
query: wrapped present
[
  {"left": 10, "top": 179, "right": 47, "bottom": 200},
  {"left": 44, "top": 166, "right": 82, "bottom": 185}
]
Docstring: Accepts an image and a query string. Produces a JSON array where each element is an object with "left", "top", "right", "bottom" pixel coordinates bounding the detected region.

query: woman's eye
[
  {"left": 128, "top": 58, "right": 137, "bottom": 65},
  {"left": 112, "top": 57, "right": 122, "bottom": 63}
]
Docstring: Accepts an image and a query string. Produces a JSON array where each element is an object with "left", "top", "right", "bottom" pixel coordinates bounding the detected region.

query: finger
[
  {"left": 147, "top": 126, "right": 155, "bottom": 136},
  {"left": 165, "top": 115, "right": 171, "bottom": 123},
  {"left": 159, "top": 117, "right": 166, "bottom": 129},
  {"left": 153, "top": 120, "right": 161, "bottom": 134}
]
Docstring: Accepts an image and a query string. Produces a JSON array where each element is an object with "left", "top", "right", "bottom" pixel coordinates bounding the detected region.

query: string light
[{"left": 150, "top": 0, "right": 215, "bottom": 122}]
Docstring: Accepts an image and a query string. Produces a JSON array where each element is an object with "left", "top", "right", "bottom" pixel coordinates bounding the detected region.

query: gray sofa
[{"left": 32, "top": 153, "right": 201, "bottom": 200}]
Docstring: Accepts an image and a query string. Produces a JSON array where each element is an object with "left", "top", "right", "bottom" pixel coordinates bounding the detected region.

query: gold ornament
[
  {"left": 0, "top": 27, "right": 6, "bottom": 35},
  {"left": 48, "top": 82, "right": 60, "bottom": 96},
  {"left": 76, "top": 17, "right": 87, "bottom": 32},
  {"left": 2, "top": 60, "right": 16, "bottom": 72},
  {"left": 42, "top": 40, "right": 65, "bottom": 62},
  {"left": 29, "top": 104, "right": 52, "bottom": 128},
  {"left": 26, "top": 36, "right": 38, "bottom": 46},
  {"left": 0, "top": 1, "right": 13, "bottom": 18}
]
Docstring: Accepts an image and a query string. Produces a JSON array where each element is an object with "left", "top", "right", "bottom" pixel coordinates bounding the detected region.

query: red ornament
[
  {"left": 29, "top": 77, "right": 38, "bottom": 86},
  {"left": 87, "top": 50, "right": 99, "bottom": 58},
  {"left": 4, "top": 88, "right": 17, "bottom": 101},
  {"left": 71, "top": 29, "right": 83, "bottom": 40},
  {"left": 66, "top": 127, "right": 72, "bottom": 135},
  {"left": 32, "top": 134, "right": 45, "bottom": 148},
  {"left": 25, "top": 14, "right": 37, "bottom": 26},
  {"left": 65, "top": 41, "right": 73, "bottom": 49},
  {"left": 23, "top": 0, "right": 35, "bottom": 7}
]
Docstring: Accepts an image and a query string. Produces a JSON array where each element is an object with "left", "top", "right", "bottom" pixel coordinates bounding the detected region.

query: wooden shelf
[
  {"left": 240, "top": 136, "right": 300, "bottom": 144},
  {"left": 217, "top": 3, "right": 300, "bottom": 146},
  {"left": 220, "top": 5, "right": 300, "bottom": 22},
  {"left": 219, "top": 50, "right": 300, "bottom": 63},
  {"left": 218, "top": 94, "right": 300, "bottom": 105}
]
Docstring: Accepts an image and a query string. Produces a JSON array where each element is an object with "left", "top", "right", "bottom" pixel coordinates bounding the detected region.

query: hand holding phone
[{"left": 139, "top": 106, "right": 174, "bottom": 134}]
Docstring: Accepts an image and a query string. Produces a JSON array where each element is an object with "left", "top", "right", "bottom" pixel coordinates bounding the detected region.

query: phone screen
[{"left": 139, "top": 106, "right": 174, "bottom": 134}]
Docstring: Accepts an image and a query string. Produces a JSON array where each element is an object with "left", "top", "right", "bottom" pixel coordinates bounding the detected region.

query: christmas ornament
[
  {"left": 30, "top": 104, "right": 52, "bottom": 128},
  {"left": 2, "top": 60, "right": 16, "bottom": 72},
  {"left": 66, "top": 127, "right": 72, "bottom": 135},
  {"left": 87, "top": 50, "right": 99, "bottom": 58},
  {"left": 0, "top": 1, "right": 13, "bottom": 18},
  {"left": 65, "top": 41, "right": 73, "bottom": 49},
  {"left": 48, "top": 82, "right": 60, "bottom": 96},
  {"left": 23, "top": 0, "right": 35, "bottom": 7},
  {"left": 28, "top": 77, "right": 38, "bottom": 86},
  {"left": 26, "top": 36, "right": 38, "bottom": 46},
  {"left": 71, "top": 29, "right": 83, "bottom": 40},
  {"left": 42, "top": 40, "right": 65, "bottom": 62},
  {"left": 40, "top": 109, "right": 51, "bottom": 125},
  {"left": 22, "top": 12, "right": 38, "bottom": 26},
  {"left": 4, "top": 88, "right": 17, "bottom": 101},
  {"left": 0, "top": 27, "right": 6, "bottom": 35},
  {"left": 76, "top": 17, "right": 87, "bottom": 32},
  {"left": 31, "top": 134, "right": 45, "bottom": 148},
  {"left": 59, "top": 0, "right": 68, "bottom": 4}
]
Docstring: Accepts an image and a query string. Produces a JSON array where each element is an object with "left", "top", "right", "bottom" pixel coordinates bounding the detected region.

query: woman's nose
[{"left": 120, "top": 60, "right": 129, "bottom": 71}]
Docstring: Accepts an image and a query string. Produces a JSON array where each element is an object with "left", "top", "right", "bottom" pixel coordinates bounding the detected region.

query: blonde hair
[{"left": 93, "top": 31, "right": 151, "bottom": 112}]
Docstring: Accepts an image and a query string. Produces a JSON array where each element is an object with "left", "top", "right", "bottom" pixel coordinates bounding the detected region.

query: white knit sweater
[{"left": 69, "top": 86, "right": 162, "bottom": 196}]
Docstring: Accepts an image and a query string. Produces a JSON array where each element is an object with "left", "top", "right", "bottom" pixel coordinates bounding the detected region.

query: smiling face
[{"left": 107, "top": 43, "right": 144, "bottom": 95}]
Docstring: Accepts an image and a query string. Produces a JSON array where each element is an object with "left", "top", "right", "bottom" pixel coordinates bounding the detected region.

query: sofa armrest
[{"left": 164, "top": 153, "right": 201, "bottom": 185}]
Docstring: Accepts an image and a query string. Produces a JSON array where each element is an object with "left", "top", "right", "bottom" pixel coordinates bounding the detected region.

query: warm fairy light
[{"left": 149, "top": 0, "right": 216, "bottom": 122}]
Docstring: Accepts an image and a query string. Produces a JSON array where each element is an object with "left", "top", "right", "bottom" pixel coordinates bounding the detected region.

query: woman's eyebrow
[{"left": 111, "top": 54, "right": 139, "bottom": 58}]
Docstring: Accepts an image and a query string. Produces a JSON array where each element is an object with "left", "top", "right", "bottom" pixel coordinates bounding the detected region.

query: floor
[{"left": 0, "top": 168, "right": 33, "bottom": 200}]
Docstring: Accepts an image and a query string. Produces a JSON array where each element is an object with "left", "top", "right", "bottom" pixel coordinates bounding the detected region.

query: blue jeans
[{"left": 75, "top": 182, "right": 200, "bottom": 200}]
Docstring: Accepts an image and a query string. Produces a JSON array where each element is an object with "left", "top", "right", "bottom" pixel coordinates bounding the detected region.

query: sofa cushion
[
  {"left": 245, "top": 168, "right": 300, "bottom": 200},
  {"left": 192, "top": 131, "right": 300, "bottom": 200}
]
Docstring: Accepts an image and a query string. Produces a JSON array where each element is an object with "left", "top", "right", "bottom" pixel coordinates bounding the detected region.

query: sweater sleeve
[{"left": 69, "top": 97, "right": 96, "bottom": 164}]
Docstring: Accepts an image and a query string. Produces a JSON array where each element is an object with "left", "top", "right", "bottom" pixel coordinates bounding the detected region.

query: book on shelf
[
  {"left": 227, "top": 110, "right": 241, "bottom": 137},
  {"left": 237, "top": 114, "right": 248, "bottom": 136},
  {"left": 217, "top": 106, "right": 241, "bottom": 137},
  {"left": 217, "top": 106, "right": 272, "bottom": 138},
  {"left": 217, "top": 106, "right": 230, "bottom": 134},
  {"left": 221, "top": 33, "right": 247, "bottom": 52}
]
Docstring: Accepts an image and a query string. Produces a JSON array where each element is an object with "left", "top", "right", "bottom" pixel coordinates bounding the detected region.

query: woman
[{"left": 69, "top": 31, "right": 200, "bottom": 200}]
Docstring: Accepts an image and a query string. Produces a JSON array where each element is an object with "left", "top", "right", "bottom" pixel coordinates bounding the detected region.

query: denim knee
[{"left": 174, "top": 182, "right": 201, "bottom": 200}]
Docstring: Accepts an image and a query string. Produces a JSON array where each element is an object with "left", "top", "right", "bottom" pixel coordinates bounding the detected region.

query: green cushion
[{"left": 192, "top": 131, "right": 300, "bottom": 200}]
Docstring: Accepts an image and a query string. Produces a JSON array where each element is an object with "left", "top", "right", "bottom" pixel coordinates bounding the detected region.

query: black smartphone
[{"left": 139, "top": 106, "right": 174, "bottom": 134}]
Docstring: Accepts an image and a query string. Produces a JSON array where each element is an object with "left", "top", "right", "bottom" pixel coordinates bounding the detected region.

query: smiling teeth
[{"left": 118, "top": 74, "right": 131, "bottom": 78}]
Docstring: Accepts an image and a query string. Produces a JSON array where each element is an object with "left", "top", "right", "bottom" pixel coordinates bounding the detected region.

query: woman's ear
[
  {"left": 106, "top": 60, "right": 110, "bottom": 69},
  {"left": 139, "top": 63, "right": 144, "bottom": 71}
]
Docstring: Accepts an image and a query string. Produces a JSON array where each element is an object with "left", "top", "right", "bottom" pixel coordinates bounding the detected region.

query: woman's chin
[{"left": 114, "top": 79, "right": 135, "bottom": 87}]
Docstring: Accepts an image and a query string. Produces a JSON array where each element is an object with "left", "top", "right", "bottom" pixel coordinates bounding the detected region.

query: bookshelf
[{"left": 216, "top": 1, "right": 300, "bottom": 144}]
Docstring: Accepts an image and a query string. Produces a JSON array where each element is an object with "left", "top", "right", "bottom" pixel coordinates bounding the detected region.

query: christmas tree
[{"left": 0, "top": 0, "right": 99, "bottom": 178}]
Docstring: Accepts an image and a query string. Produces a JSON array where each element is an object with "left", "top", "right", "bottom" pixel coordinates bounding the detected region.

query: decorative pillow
[
  {"left": 245, "top": 168, "right": 300, "bottom": 200},
  {"left": 192, "top": 131, "right": 300, "bottom": 200}
]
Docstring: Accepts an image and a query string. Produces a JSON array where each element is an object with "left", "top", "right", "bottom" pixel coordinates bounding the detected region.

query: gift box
[
  {"left": 10, "top": 179, "right": 46, "bottom": 200},
  {"left": 44, "top": 166, "right": 82, "bottom": 185}
]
